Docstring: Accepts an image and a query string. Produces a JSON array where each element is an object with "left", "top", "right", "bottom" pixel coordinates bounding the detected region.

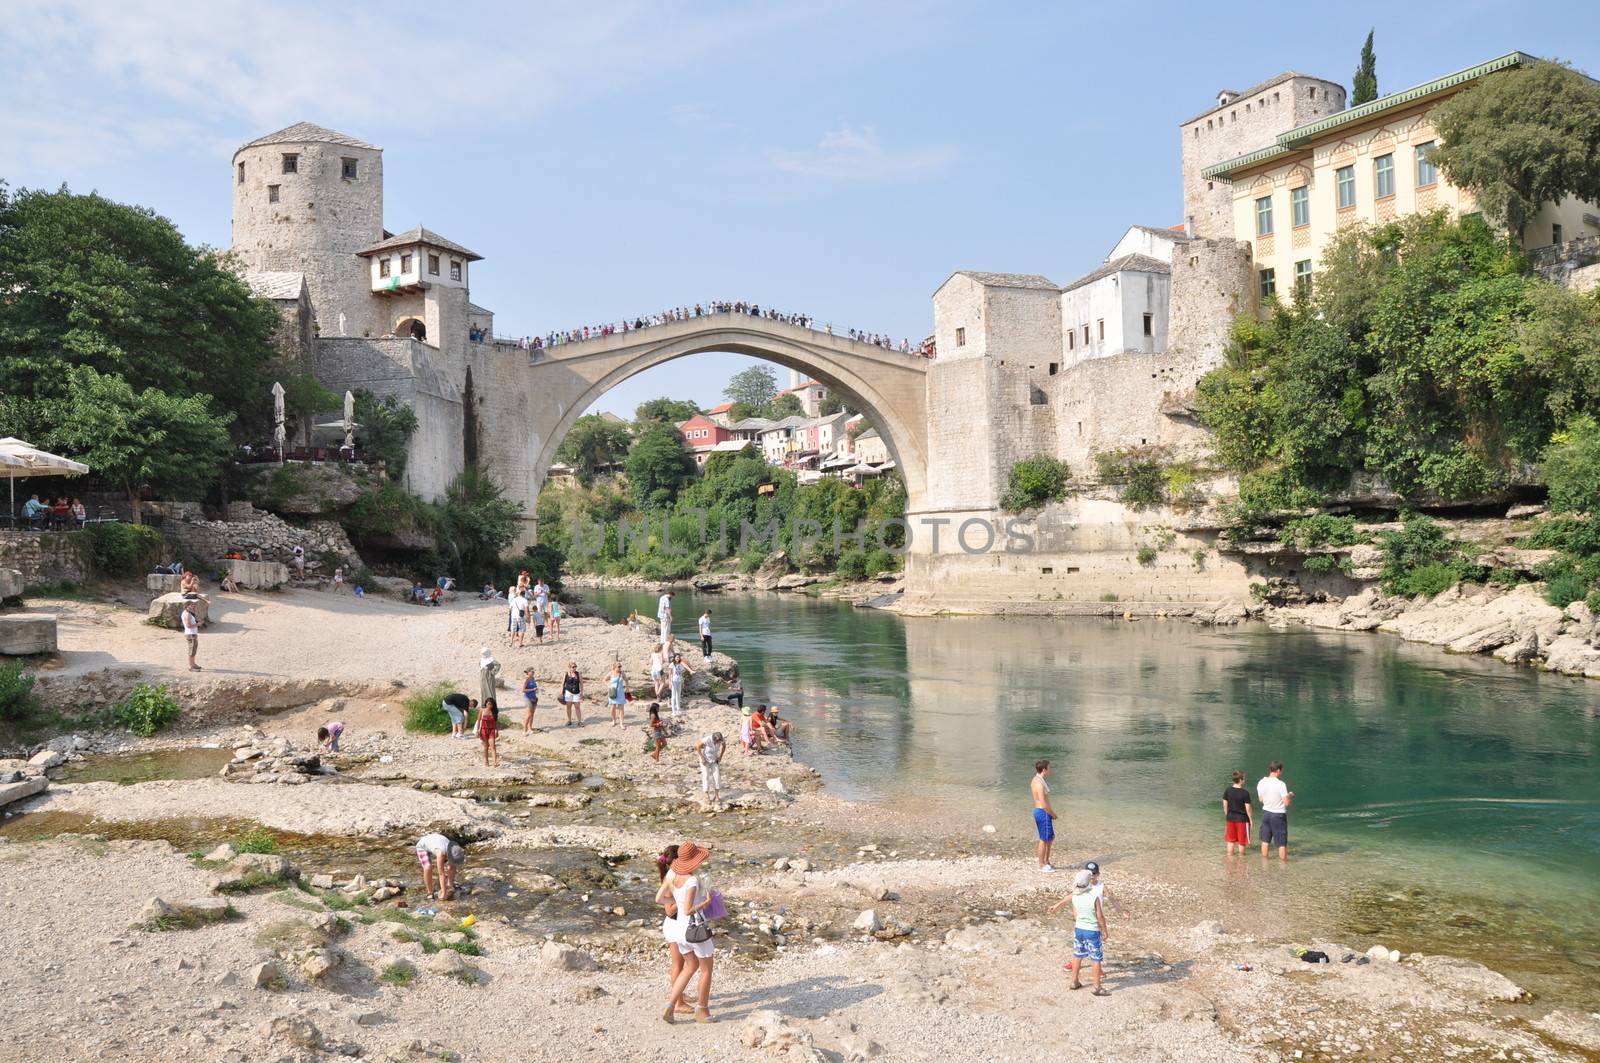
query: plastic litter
[{"left": 460, "top": 914, "right": 477, "bottom": 928}]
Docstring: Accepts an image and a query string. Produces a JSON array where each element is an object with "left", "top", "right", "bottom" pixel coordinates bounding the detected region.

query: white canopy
[{"left": 0, "top": 438, "right": 90, "bottom": 518}]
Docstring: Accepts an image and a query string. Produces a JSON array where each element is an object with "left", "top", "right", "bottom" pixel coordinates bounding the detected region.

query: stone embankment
[{"left": 1271, "top": 581, "right": 1600, "bottom": 678}]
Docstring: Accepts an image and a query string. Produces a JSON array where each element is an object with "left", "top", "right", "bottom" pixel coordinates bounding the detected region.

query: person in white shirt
[
  {"left": 181, "top": 600, "right": 202, "bottom": 671},
  {"left": 657, "top": 590, "right": 675, "bottom": 639},
  {"left": 696, "top": 732, "right": 725, "bottom": 809},
  {"left": 1256, "top": 761, "right": 1294, "bottom": 862},
  {"left": 648, "top": 644, "right": 666, "bottom": 699},
  {"left": 508, "top": 592, "right": 529, "bottom": 647},
  {"left": 698, "top": 610, "right": 713, "bottom": 659},
  {"left": 669, "top": 654, "right": 695, "bottom": 720}
]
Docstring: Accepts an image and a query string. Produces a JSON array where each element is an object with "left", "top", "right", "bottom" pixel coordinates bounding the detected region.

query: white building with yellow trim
[{"left": 1199, "top": 52, "right": 1600, "bottom": 305}]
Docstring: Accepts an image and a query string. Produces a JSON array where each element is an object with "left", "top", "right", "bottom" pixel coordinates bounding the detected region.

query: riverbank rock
[
  {"left": 26, "top": 749, "right": 65, "bottom": 772},
  {"left": 1412, "top": 954, "right": 1527, "bottom": 1002},
  {"left": 0, "top": 775, "right": 47, "bottom": 809},
  {"left": 540, "top": 941, "right": 595, "bottom": 972},
  {"left": 742, "top": 1009, "right": 816, "bottom": 1052},
  {"left": 249, "top": 959, "right": 286, "bottom": 989},
  {"left": 210, "top": 853, "right": 298, "bottom": 891},
  {"left": 853, "top": 909, "right": 883, "bottom": 933},
  {"left": 1533, "top": 1009, "right": 1600, "bottom": 1052},
  {"left": 135, "top": 896, "right": 234, "bottom": 928},
  {"left": 147, "top": 593, "right": 208, "bottom": 630},
  {"left": 0, "top": 614, "right": 58, "bottom": 654},
  {"left": 1379, "top": 583, "right": 1563, "bottom": 655}
]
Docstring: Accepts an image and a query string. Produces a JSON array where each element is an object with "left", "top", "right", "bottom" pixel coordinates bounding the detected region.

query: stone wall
[
  {"left": 309, "top": 336, "right": 464, "bottom": 502},
  {"left": 1164, "top": 237, "right": 1254, "bottom": 395},
  {"left": 161, "top": 509, "right": 358, "bottom": 571},
  {"left": 0, "top": 531, "right": 91, "bottom": 589},
  {"left": 1179, "top": 74, "right": 1347, "bottom": 239},
  {"left": 231, "top": 135, "right": 385, "bottom": 339}
]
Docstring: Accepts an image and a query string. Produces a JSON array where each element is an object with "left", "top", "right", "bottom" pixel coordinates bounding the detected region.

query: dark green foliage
[
  {"left": 1542, "top": 569, "right": 1589, "bottom": 608},
  {"left": 1135, "top": 544, "right": 1157, "bottom": 566},
  {"left": 1301, "top": 554, "right": 1346, "bottom": 575},
  {"left": 0, "top": 185, "right": 277, "bottom": 435},
  {"left": 1542, "top": 414, "right": 1600, "bottom": 513},
  {"left": 633, "top": 397, "right": 700, "bottom": 424},
  {"left": 625, "top": 423, "right": 694, "bottom": 508},
  {"left": 555, "top": 414, "right": 632, "bottom": 481},
  {"left": 234, "top": 830, "right": 279, "bottom": 854},
  {"left": 1431, "top": 61, "right": 1600, "bottom": 238},
  {"left": 1277, "top": 515, "right": 1368, "bottom": 549},
  {"left": 1352, "top": 30, "right": 1378, "bottom": 105},
  {"left": 1525, "top": 514, "right": 1600, "bottom": 607},
  {"left": 723, "top": 365, "right": 779, "bottom": 409},
  {"left": 84, "top": 522, "right": 164, "bottom": 577},
  {"left": 0, "top": 660, "right": 38, "bottom": 722},
  {"left": 769, "top": 393, "right": 805, "bottom": 418},
  {"left": 435, "top": 468, "right": 523, "bottom": 583},
  {"left": 112, "top": 683, "right": 181, "bottom": 737},
  {"left": 1377, "top": 513, "right": 1484, "bottom": 598},
  {"left": 403, "top": 681, "right": 458, "bottom": 734},
  {"left": 835, "top": 550, "right": 869, "bottom": 581},
  {"left": 1198, "top": 213, "right": 1600, "bottom": 513},
  {"left": 1096, "top": 450, "right": 1165, "bottom": 509},
  {"left": 352, "top": 391, "right": 418, "bottom": 478},
  {"left": 999, "top": 456, "right": 1070, "bottom": 512}
]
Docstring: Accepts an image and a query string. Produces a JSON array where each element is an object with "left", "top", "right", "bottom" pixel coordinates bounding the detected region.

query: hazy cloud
[
  {"left": 0, "top": 0, "right": 810, "bottom": 174},
  {"left": 767, "top": 124, "right": 954, "bottom": 182}
]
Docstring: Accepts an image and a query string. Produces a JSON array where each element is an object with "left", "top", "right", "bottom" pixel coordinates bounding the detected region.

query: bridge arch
[{"left": 490, "top": 316, "right": 930, "bottom": 548}]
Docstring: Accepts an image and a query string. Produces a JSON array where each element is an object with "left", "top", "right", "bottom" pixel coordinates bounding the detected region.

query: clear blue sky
[{"left": 3, "top": 1, "right": 1596, "bottom": 416}]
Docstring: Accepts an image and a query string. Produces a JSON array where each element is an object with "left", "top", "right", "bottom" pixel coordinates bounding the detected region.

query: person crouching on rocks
[
  {"left": 441, "top": 692, "right": 476, "bottom": 739},
  {"left": 316, "top": 721, "right": 344, "bottom": 752},
  {"left": 477, "top": 697, "right": 500, "bottom": 767},
  {"left": 416, "top": 833, "right": 464, "bottom": 901}
]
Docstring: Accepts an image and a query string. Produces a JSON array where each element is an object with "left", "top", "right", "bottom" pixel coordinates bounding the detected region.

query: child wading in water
[
  {"left": 647, "top": 703, "right": 668, "bottom": 762},
  {"left": 477, "top": 697, "right": 501, "bottom": 767}
]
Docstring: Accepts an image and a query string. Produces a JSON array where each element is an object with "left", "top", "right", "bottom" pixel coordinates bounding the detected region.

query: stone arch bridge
[{"left": 474, "top": 315, "right": 931, "bottom": 548}]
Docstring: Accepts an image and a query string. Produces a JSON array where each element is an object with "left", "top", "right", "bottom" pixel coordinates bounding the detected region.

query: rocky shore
[{"left": 2, "top": 589, "right": 1597, "bottom": 1060}]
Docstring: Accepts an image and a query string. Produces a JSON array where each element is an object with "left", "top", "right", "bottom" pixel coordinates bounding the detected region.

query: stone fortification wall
[
  {"left": 1179, "top": 74, "right": 1346, "bottom": 239},
  {"left": 1164, "top": 237, "right": 1254, "bottom": 396},
  {"left": 921, "top": 358, "right": 997, "bottom": 513},
  {"left": 161, "top": 507, "right": 357, "bottom": 571},
  {"left": 0, "top": 531, "right": 91, "bottom": 589},
  {"left": 463, "top": 341, "right": 543, "bottom": 546},
  {"left": 310, "top": 337, "right": 464, "bottom": 502},
  {"left": 901, "top": 497, "right": 1258, "bottom": 612},
  {"left": 1053, "top": 353, "right": 1212, "bottom": 472},
  {"left": 265, "top": 289, "right": 316, "bottom": 365},
  {"left": 231, "top": 137, "right": 384, "bottom": 338}
]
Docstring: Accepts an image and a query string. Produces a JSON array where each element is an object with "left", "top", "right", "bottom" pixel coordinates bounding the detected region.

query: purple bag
[{"left": 704, "top": 890, "right": 728, "bottom": 921}]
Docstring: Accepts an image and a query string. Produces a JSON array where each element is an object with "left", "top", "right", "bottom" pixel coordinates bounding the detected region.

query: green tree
[
  {"left": 999, "top": 456, "right": 1070, "bottom": 512},
  {"left": 769, "top": 393, "right": 805, "bottom": 418},
  {"left": 0, "top": 185, "right": 278, "bottom": 429},
  {"left": 37, "top": 366, "right": 233, "bottom": 520},
  {"left": 1431, "top": 61, "right": 1600, "bottom": 239},
  {"left": 634, "top": 397, "right": 701, "bottom": 424},
  {"left": 625, "top": 422, "right": 694, "bottom": 507},
  {"left": 555, "top": 414, "right": 632, "bottom": 481},
  {"left": 1351, "top": 30, "right": 1378, "bottom": 105},
  {"left": 819, "top": 394, "right": 857, "bottom": 417},
  {"left": 435, "top": 467, "right": 523, "bottom": 582},
  {"left": 352, "top": 390, "right": 418, "bottom": 478},
  {"left": 1543, "top": 415, "right": 1600, "bottom": 513},
  {"left": 723, "top": 364, "right": 778, "bottom": 409}
]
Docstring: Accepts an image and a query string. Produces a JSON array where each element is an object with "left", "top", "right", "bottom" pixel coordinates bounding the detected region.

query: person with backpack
[{"left": 606, "top": 661, "right": 629, "bottom": 729}]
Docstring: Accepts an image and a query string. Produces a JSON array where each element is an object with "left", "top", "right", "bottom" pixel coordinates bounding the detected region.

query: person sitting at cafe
[
  {"left": 21, "top": 494, "right": 46, "bottom": 530},
  {"left": 70, "top": 498, "right": 87, "bottom": 527},
  {"left": 50, "top": 497, "right": 70, "bottom": 529}
]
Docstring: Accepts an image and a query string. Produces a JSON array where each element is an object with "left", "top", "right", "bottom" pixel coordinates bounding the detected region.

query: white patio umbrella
[
  {"left": 271, "top": 381, "right": 286, "bottom": 463},
  {"left": 0, "top": 438, "right": 90, "bottom": 521},
  {"left": 343, "top": 390, "right": 356, "bottom": 451}
]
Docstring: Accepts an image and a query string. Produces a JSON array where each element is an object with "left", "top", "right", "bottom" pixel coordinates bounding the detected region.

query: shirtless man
[{"left": 1032, "top": 759, "right": 1058, "bottom": 873}]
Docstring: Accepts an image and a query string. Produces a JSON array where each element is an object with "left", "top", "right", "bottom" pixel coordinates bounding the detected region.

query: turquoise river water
[{"left": 579, "top": 586, "right": 1600, "bottom": 1008}]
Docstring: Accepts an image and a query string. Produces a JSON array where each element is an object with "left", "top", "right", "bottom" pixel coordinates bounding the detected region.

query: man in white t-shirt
[
  {"left": 508, "top": 593, "right": 528, "bottom": 647},
  {"left": 698, "top": 609, "right": 713, "bottom": 659},
  {"left": 1256, "top": 761, "right": 1293, "bottom": 862},
  {"left": 696, "top": 731, "right": 725, "bottom": 810},
  {"left": 181, "top": 600, "right": 202, "bottom": 671},
  {"left": 657, "top": 590, "right": 674, "bottom": 638}
]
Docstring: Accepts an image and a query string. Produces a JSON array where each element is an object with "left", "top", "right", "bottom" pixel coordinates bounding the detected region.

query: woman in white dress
[
  {"left": 654, "top": 841, "right": 716, "bottom": 1024},
  {"left": 654, "top": 845, "right": 688, "bottom": 1014}
]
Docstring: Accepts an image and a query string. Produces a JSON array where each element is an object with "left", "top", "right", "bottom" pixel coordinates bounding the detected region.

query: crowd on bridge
[{"left": 472, "top": 300, "right": 936, "bottom": 358}]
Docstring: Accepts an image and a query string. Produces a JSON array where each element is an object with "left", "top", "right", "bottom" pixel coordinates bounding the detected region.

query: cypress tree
[{"left": 1352, "top": 30, "right": 1378, "bottom": 105}]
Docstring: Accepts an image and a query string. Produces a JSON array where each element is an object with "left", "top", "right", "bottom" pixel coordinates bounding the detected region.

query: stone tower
[
  {"left": 231, "top": 122, "right": 385, "bottom": 338},
  {"left": 1180, "top": 73, "right": 1346, "bottom": 239}
]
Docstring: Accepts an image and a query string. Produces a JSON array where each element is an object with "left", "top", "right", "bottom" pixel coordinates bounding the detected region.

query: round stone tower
[{"left": 231, "top": 122, "right": 384, "bottom": 337}]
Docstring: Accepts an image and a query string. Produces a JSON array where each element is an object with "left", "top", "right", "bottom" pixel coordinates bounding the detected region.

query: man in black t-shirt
[{"left": 1222, "top": 770, "right": 1253, "bottom": 856}]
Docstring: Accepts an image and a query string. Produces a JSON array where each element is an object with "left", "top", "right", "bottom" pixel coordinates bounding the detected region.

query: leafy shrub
[
  {"left": 84, "top": 522, "right": 164, "bottom": 577},
  {"left": 112, "top": 683, "right": 181, "bottom": 736},
  {"left": 1378, "top": 513, "right": 1483, "bottom": 597},
  {"left": 0, "top": 660, "right": 38, "bottom": 722},
  {"left": 835, "top": 550, "right": 869, "bottom": 581},
  {"left": 1161, "top": 463, "right": 1206, "bottom": 510},
  {"left": 1095, "top": 449, "right": 1166, "bottom": 509},
  {"left": 234, "top": 830, "right": 279, "bottom": 854},
  {"left": 1277, "top": 514, "right": 1367, "bottom": 549},
  {"left": 1544, "top": 415, "right": 1600, "bottom": 513},
  {"left": 739, "top": 551, "right": 769, "bottom": 574},
  {"left": 1543, "top": 569, "right": 1590, "bottom": 608},
  {"left": 999, "top": 456, "right": 1070, "bottom": 512},
  {"left": 1135, "top": 544, "right": 1158, "bottom": 566},
  {"left": 403, "top": 680, "right": 458, "bottom": 735},
  {"left": 1302, "top": 554, "right": 1344, "bottom": 574},
  {"left": 1587, "top": 590, "right": 1600, "bottom": 614},
  {"left": 1488, "top": 567, "right": 1524, "bottom": 588},
  {"left": 863, "top": 547, "right": 898, "bottom": 577}
]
